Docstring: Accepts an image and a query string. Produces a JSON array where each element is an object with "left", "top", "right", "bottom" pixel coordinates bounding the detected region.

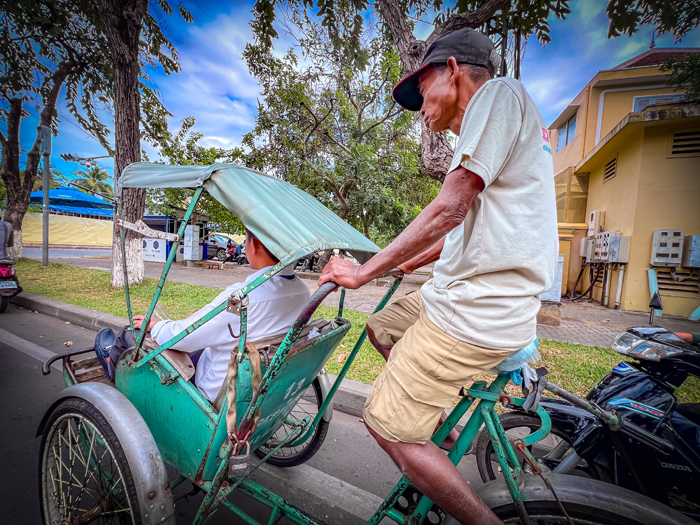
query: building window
[
  {"left": 557, "top": 113, "right": 577, "bottom": 152},
  {"left": 633, "top": 94, "right": 685, "bottom": 112}
]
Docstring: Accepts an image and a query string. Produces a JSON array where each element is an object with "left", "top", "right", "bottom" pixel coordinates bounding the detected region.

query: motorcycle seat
[{"left": 676, "top": 403, "right": 700, "bottom": 426}]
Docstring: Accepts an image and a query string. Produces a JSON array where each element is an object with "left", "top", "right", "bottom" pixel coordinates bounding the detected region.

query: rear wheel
[
  {"left": 39, "top": 398, "right": 142, "bottom": 524},
  {"left": 444, "top": 474, "right": 694, "bottom": 525},
  {"left": 254, "top": 378, "right": 329, "bottom": 467},
  {"left": 0, "top": 295, "right": 8, "bottom": 313}
]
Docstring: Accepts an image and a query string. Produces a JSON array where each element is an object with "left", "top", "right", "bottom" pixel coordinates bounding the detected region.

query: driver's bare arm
[
  {"left": 398, "top": 237, "right": 445, "bottom": 275},
  {"left": 319, "top": 166, "right": 484, "bottom": 289}
]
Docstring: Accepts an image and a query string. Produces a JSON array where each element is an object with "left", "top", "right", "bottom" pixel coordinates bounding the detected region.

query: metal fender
[
  {"left": 473, "top": 474, "right": 696, "bottom": 525},
  {"left": 36, "top": 383, "right": 176, "bottom": 525},
  {"left": 317, "top": 368, "right": 334, "bottom": 422}
]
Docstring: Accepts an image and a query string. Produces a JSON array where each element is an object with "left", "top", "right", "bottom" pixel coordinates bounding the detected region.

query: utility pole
[{"left": 38, "top": 126, "right": 52, "bottom": 267}]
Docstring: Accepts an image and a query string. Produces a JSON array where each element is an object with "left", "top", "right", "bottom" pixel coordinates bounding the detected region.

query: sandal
[{"left": 94, "top": 328, "right": 116, "bottom": 379}]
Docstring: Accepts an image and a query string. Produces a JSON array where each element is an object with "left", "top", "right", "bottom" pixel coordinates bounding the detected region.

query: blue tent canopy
[
  {"left": 49, "top": 205, "right": 114, "bottom": 217},
  {"left": 30, "top": 187, "right": 113, "bottom": 210}
]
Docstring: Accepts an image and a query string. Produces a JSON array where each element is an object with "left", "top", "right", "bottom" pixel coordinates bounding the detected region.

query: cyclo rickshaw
[{"left": 38, "top": 163, "right": 693, "bottom": 525}]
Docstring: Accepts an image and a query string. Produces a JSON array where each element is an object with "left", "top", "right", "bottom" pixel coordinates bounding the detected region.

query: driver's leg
[
  {"left": 366, "top": 291, "right": 460, "bottom": 448},
  {"left": 363, "top": 305, "right": 512, "bottom": 524},
  {"left": 365, "top": 424, "right": 501, "bottom": 525}
]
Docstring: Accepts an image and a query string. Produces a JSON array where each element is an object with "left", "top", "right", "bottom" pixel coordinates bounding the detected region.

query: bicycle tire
[
  {"left": 254, "top": 378, "right": 330, "bottom": 467},
  {"left": 475, "top": 411, "right": 594, "bottom": 483},
  {"left": 471, "top": 473, "right": 696, "bottom": 525},
  {"left": 39, "top": 397, "right": 143, "bottom": 525}
]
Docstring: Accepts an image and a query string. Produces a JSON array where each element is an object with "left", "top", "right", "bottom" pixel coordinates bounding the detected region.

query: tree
[
  {"left": 249, "top": 0, "right": 572, "bottom": 182},
  {"left": 0, "top": 0, "right": 111, "bottom": 257},
  {"left": 606, "top": 0, "right": 700, "bottom": 101},
  {"left": 243, "top": 6, "right": 438, "bottom": 250},
  {"left": 0, "top": 0, "right": 190, "bottom": 276},
  {"left": 144, "top": 116, "right": 246, "bottom": 234},
  {"left": 97, "top": 0, "right": 193, "bottom": 286},
  {"left": 70, "top": 166, "right": 114, "bottom": 198}
]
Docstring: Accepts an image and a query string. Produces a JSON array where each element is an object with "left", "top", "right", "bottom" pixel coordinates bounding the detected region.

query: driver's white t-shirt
[{"left": 420, "top": 78, "right": 558, "bottom": 352}]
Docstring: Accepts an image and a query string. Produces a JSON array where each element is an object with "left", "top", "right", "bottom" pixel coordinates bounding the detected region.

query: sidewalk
[{"left": 23, "top": 254, "right": 699, "bottom": 348}]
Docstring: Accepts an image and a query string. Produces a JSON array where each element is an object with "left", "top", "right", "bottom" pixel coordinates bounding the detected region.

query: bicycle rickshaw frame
[{"left": 37, "top": 162, "right": 695, "bottom": 525}]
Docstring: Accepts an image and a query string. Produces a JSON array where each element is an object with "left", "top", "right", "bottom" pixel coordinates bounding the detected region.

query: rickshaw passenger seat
[{"left": 161, "top": 349, "right": 196, "bottom": 382}]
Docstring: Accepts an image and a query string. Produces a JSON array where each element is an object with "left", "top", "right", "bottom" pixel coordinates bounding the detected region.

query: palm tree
[{"left": 71, "top": 166, "right": 114, "bottom": 199}]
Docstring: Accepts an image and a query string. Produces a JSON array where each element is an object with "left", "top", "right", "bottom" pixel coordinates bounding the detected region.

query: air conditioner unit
[
  {"left": 588, "top": 210, "right": 605, "bottom": 237},
  {"left": 608, "top": 236, "right": 631, "bottom": 263},
  {"left": 650, "top": 229, "right": 684, "bottom": 267}
]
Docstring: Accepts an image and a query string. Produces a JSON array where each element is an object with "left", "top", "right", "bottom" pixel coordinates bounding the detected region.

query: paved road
[{"left": 0, "top": 305, "right": 483, "bottom": 524}]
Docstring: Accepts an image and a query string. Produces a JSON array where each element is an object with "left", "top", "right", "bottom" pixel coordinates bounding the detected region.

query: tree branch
[
  {"left": 358, "top": 104, "right": 402, "bottom": 141},
  {"left": 425, "top": 0, "right": 509, "bottom": 47}
]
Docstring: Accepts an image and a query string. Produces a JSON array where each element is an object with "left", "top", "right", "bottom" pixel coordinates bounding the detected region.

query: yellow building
[{"left": 549, "top": 48, "right": 700, "bottom": 317}]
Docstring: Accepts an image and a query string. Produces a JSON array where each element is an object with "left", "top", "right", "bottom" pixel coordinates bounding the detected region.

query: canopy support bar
[
  {"left": 134, "top": 187, "right": 204, "bottom": 354},
  {"left": 117, "top": 218, "right": 180, "bottom": 242}
]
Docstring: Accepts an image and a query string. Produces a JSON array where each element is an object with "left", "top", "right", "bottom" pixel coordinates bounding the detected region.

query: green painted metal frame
[
  {"left": 112, "top": 183, "right": 555, "bottom": 525},
  {"left": 367, "top": 375, "right": 553, "bottom": 525}
]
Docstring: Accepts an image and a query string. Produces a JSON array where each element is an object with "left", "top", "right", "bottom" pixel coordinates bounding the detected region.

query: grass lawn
[{"left": 17, "top": 259, "right": 623, "bottom": 397}]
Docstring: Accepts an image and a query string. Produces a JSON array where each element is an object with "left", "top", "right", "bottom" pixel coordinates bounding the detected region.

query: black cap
[{"left": 392, "top": 28, "right": 496, "bottom": 112}]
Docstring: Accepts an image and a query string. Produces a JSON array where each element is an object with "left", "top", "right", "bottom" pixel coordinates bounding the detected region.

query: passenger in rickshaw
[
  {"left": 320, "top": 28, "right": 557, "bottom": 524},
  {"left": 95, "top": 230, "right": 310, "bottom": 402}
]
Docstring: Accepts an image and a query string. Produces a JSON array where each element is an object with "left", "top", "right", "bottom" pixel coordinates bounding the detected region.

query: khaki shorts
[{"left": 363, "top": 291, "right": 513, "bottom": 444}]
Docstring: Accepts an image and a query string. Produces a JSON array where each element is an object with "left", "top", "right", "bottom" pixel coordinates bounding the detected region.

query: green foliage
[
  {"left": 605, "top": 1, "right": 699, "bottom": 104},
  {"left": 606, "top": 0, "right": 699, "bottom": 40},
  {"left": 661, "top": 54, "right": 700, "bottom": 102},
  {"left": 144, "top": 117, "right": 246, "bottom": 234},
  {"left": 69, "top": 166, "right": 114, "bottom": 198},
  {"left": 243, "top": 7, "right": 438, "bottom": 240}
]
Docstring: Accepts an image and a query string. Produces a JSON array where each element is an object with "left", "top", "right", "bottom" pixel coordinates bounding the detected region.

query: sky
[{"left": 12, "top": 0, "right": 700, "bottom": 181}]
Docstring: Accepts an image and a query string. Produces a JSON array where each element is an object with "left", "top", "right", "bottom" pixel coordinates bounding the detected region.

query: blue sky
[{"left": 13, "top": 0, "right": 700, "bottom": 180}]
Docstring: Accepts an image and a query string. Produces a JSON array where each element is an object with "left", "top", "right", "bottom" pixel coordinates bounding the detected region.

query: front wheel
[
  {"left": 475, "top": 411, "right": 594, "bottom": 483},
  {"left": 216, "top": 248, "right": 227, "bottom": 261},
  {"left": 39, "top": 398, "right": 143, "bottom": 524},
  {"left": 254, "top": 378, "right": 329, "bottom": 467}
]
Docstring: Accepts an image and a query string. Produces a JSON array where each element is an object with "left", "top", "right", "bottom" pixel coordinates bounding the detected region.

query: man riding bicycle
[{"left": 320, "top": 28, "right": 558, "bottom": 524}]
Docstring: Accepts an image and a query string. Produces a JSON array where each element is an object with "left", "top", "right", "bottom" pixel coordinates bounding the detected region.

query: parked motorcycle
[
  {"left": 0, "top": 260, "right": 21, "bottom": 313},
  {"left": 476, "top": 293, "right": 700, "bottom": 521},
  {"left": 222, "top": 240, "right": 247, "bottom": 265}
]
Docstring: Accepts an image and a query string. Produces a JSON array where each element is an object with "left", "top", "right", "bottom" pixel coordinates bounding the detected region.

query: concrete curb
[{"left": 10, "top": 292, "right": 372, "bottom": 416}]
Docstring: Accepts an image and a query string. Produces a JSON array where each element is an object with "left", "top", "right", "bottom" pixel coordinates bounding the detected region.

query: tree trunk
[
  {"left": 99, "top": 0, "right": 149, "bottom": 286},
  {"left": 0, "top": 63, "right": 74, "bottom": 258},
  {"left": 376, "top": 0, "right": 508, "bottom": 182}
]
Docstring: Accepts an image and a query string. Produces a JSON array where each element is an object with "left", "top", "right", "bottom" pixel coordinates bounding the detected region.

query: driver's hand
[
  {"left": 131, "top": 315, "right": 162, "bottom": 332},
  {"left": 318, "top": 258, "right": 364, "bottom": 289}
]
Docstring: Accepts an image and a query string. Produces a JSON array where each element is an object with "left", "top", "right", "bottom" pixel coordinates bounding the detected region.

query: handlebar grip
[{"left": 618, "top": 419, "right": 674, "bottom": 454}]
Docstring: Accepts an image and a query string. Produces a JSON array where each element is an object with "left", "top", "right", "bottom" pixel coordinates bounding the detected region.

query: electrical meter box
[
  {"left": 595, "top": 231, "right": 620, "bottom": 261},
  {"left": 588, "top": 210, "right": 605, "bottom": 237},
  {"left": 579, "top": 237, "right": 589, "bottom": 258},
  {"left": 681, "top": 235, "right": 700, "bottom": 268},
  {"left": 650, "top": 229, "right": 684, "bottom": 267},
  {"left": 585, "top": 237, "right": 596, "bottom": 261},
  {"left": 608, "top": 236, "right": 631, "bottom": 263}
]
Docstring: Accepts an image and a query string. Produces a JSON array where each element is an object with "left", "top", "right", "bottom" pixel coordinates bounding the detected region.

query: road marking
[{"left": 0, "top": 328, "right": 61, "bottom": 371}]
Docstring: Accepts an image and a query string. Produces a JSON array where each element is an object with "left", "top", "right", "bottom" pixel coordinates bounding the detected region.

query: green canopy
[{"left": 118, "top": 163, "right": 379, "bottom": 266}]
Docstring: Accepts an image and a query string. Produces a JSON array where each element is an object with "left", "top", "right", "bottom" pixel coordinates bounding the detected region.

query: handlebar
[
  {"left": 42, "top": 346, "right": 95, "bottom": 375},
  {"left": 546, "top": 380, "right": 674, "bottom": 454}
]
